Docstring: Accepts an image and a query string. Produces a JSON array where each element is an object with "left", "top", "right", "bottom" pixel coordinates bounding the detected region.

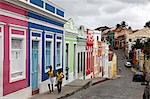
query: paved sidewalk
[
  {"left": 91, "top": 77, "right": 107, "bottom": 85},
  {"left": 131, "top": 67, "right": 137, "bottom": 73},
  {"left": 29, "top": 78, "right": 108, "bottom": 99},
  {"left": 29, "top": 79, "right": 91, "bottom": 99}
]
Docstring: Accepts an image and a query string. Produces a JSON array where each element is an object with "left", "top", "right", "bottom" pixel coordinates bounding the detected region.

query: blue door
[{"left": 32, "top": 41, "right": 39, "bottom": 91}]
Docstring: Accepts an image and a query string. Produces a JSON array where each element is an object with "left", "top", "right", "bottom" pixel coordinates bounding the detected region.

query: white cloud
[{"left": 52, "top": 0, "right": 150, "bottom": 29}]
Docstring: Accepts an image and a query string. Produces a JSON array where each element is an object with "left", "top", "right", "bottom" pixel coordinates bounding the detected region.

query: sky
[{"left": 52, "top": 0, "right": 150, "bottom": 30}]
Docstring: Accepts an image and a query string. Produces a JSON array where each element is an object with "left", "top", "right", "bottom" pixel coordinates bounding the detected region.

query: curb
[
  {"left": 57, "top": 81, "right": 92, "bottom": 99},
  {"left": 91, "top": 78, "right": 108, "bottom": 86},
  {"left": 108, "top": 75, "right": 122, "bottom": 80}
]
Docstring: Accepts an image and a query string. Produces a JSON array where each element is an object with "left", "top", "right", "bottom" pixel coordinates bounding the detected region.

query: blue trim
[
  {"left": 57, "top": 36, "right": 61, "bottom": 40},
  {"left": 56, "top": 9, "right": 64, "bottom": 17},
  {"left": 46, "top": 35, "right": 53, "bottom": 39},
  {"left": 45, "top": 3, "right": 55, "bottom": 13},
  {"left": 28, "top": 22, "right": 64, "bottom": 81},
  {"left": 42, "top": 32, "right": 49, "bottom": 81},
  {"left": 62, "top": 35, "right": 64, "bottom": 72},
  {"left": 54, "top": 34, "right": 56, "bottom": 72},
  {"left": 29, "top": 22, "right": 63, "bottom": 34},
  {"left": 30, "top": 0, "right": 43, "bottom": 8},
  {"left": 28, "top": 12, "right": 64, "bottom": 27},
  {"left": 28, "top": 26, "right": 30, "bottom": 86},
  {"left": 32, "top": 32, "right": 41, "bottom": 37}
]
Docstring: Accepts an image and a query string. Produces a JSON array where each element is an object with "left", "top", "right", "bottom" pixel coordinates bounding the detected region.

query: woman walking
[
  {"left": 56, "top": 69, "right": 64, "bottom": 93},
  {"left": 48, "top": 65, "right": 55, "bottom": 93}
]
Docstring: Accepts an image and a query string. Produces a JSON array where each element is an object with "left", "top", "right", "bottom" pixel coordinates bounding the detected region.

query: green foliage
[
  {"left": 132, "top": 39, "right": 143, "bottom": 49},
  {"left": 144, "top": 21, "right": 150, "bottom": 28},
  {"left": 143, "top": 38, "right": 150, "bottom": 58},
  {"left": 132, "top": 38, "right": 150, "bottom": 59}
]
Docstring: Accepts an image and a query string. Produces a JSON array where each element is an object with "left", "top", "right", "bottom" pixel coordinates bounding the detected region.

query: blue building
[
  {"left": 28, "top": 0, "right": 66, "bottom": 95},
  {"left": 0, "top": 0, "right": 66, "bottom": 98}
]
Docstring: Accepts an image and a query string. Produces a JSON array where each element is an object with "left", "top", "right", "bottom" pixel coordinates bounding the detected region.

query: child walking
[
  {"left": 48, "top": 65, "right": 55, "bottom": 93},
  {"left": 56, "top": 69, "right": 64, "bottom": 93}
]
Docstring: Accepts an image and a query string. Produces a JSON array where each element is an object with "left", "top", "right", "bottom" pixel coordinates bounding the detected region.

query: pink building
[
  {"left": 0, "top": 1, "right": 29, "bottom": 98},
  {"left": 86, "top": 29, "right": 94, "bottom": 78}
]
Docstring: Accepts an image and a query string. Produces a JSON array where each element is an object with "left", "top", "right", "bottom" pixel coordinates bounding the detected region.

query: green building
[
  {"left": 108, "top": 31, "right": 115, "bottom": 48},
  {"left": 64, "top": 19, "right": 78, "bottom": 83}
]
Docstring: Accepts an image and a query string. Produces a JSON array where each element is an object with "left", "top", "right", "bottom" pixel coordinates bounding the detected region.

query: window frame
[
  {"left": 81, "top": 52, "right": 83, "bottom": 72},
  {"left": 65, "top": 42, "right": 69, "bottom": 69},
  {"left": 77, "top": 52, "right": 80, "bottom": 73},
  {"left": 0, "top": 23, "right": 4, "bottom": 95},
  {"left": 45, "top": 32, "right": 53, "bottom": 73},
  {"left": 56, "top": 35, "right": 62, "bottom": 70},
  {"left": 9, "top": 26, "right": 26, "bottom": 83}
]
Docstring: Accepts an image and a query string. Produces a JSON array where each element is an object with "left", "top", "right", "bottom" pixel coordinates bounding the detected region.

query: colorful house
[
  {"left": 28, "top": 0, "right": 66, "bottom": 95},
  {"left": 101, "top": 42, "right": 109, "bottom": 78},
  {"left": 93, "top": 30, "right": 102, "bottom": 78},
  {"left": 86, "top": 29, "right": 94, "bottom": 79},
  {"left": 108, "top": 31, "right": 115, "bottom": 48},
  {"left": 64, "top": 19, "right": 78, "bottom": 83},
  {"left": 0, "top": 0, "right": 66, "bottom": 98},
  {"left": 77, "top": 26, "right": 86, "bottom": 79},
  {"left": 0, "top": 0, "right": 29, "bottom": 98}
]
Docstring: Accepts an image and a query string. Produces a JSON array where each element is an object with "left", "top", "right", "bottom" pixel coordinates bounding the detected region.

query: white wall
[{"left": 76, "top": 41, "right": 86, "bottom": 79}]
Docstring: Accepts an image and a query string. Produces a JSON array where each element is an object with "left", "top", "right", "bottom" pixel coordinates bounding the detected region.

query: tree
[
  {"left": 143, "top": 38, "right": 150, "bottom": 59},
  {"left": 128, "top": 26, "right": 132, "bottom": 30},
  {"left": 132, "top": 38, "right": 150, "bottom": 59},
  {"left": 116, "top": 24, "right": 121, "bottom": 29},
  {"left": 144, "top": 21, "right": 150, "bottom": 28},
  {"left": 121, "top": 21, "right": 128, "bottom": 28},
  {"left": 116, "top": 21, "right": 128, "bottom": 29},
  {"left": 132, "top": 39, "right": 144, "bottom": 49}
]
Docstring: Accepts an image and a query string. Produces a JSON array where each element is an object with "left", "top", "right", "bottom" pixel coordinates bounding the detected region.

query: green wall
[
  {"left": 108, "top": 32, "right": 115, "bottom": 48},
  {"left": 65, "top": 35, "right": 77, "bottom": 73}
]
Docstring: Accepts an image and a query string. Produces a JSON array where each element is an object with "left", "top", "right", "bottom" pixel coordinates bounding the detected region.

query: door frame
[
  {"left": 65, "top": 42, "right": 69, "bottom": 81},
  {"left": 30, "top": 28, "right": 42, "bottom": 94},
  {"left": 0, "top": 23, "right": 4, "bottom": 97},
  {"left": 73, "top": 43, "right": 77, "bottom": 79}
]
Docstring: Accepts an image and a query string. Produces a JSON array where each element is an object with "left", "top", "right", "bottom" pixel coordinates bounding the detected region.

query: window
[
  {"left": 83, "top": 52, "right": 85, "bottom": 73},
  {"left": 90, "top": 52, "right": 93, "bottom": 70},
  {"left": 88, "top": 52, "right": 90, "bottom": 69},
  {"left": 81, "top": 52, "right": 82, "bottom": 72},
  {"left": 73, "top": 44, "right": 76, "bottom": 76},
  {"left": 97, "top": 36, "right": 99, "bottom": 41},
  {"left": 78, "top": 53, "right": 80, "bottom": 73},
  {"left": 86, "top": 52, "right": 88, "bottom": 70},
  {"left": 45, "top": 41, "right": 51, "bottom": 72},
  {"left": 56, "top": 42, "right": 61, "bottom": 68},
  {"left": 65, "top": 43, "right": 69, "bottom": 68},
  {"left": 10, "top": 38, "right": 25, "bottom": 82}
]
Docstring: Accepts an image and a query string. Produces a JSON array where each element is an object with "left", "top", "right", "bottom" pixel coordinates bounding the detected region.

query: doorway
[
  {"left": 73, "top": 44, "right": 76, "bottom": 79},
  {"left": 65, "top": 43, "right": 69, "bottom": 80},
  {"left": 32, "top": 41, "right": 39, "bottom": 95}
]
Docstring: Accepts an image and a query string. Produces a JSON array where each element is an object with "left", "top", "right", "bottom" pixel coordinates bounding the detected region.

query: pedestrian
[
  {"left": 48, "top": 65, "right": 55, "bottom": 93},
  {"left": 56, "top": 69, "right": 64, "bottom": 93}
]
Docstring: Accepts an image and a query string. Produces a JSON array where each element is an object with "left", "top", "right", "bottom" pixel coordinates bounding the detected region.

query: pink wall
[
  {"left": 12, "top": 29, "right": 25, "bottom": 35},
  {"left": 0, "top": 2, "right": 28, "bottom": 96},
  {"left": 0, "top": 2, "right": 27, "bottom": 16},
  {"left": 86, "top": 29, "right": 94, "bottom": 76}
]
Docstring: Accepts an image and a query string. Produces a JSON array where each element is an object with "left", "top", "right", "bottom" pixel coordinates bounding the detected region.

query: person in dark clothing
[{"left": 56, "top": 69, "right": 64, "bottom": 93}]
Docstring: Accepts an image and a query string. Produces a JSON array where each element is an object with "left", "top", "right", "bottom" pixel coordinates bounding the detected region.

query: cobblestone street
[{"left": 65, "top": 49, "right": 145, "bottom": 99}]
